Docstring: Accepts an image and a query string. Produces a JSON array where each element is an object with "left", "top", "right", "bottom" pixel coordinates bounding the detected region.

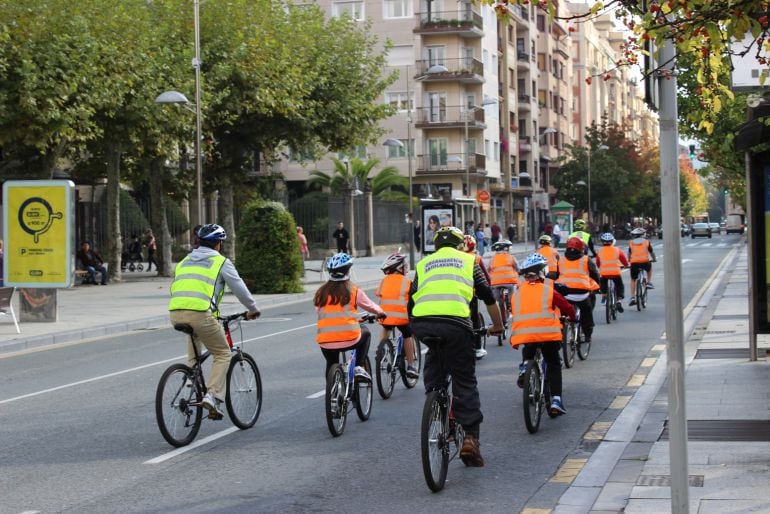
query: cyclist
[
  {"left": 628, "top": 226, "right": 657, "bottom": 305},
  {"left": 314, "top": 253, "right": 386, "bottom": 382},
  {"left": 511, "top": 253, "right": 576, "bottom": 415},
  {"left": 408, "top": 226, "right": 504, "bottom": 467},
  {"left": 375, "top": 252, "right": 419, "bottom": 378},
  {"left": 556, "top": 237, "right": 600, "bottom": 343},
  {"left": 537, "top": 234, "right": 560, "bottom": 279},
  {"left": 463, "top": 234, "right": 491, "bottom": 359},
  {"left": 597, "top": 232, "right": 628, "bottom": 313},
  {"left": 169, "top": 224, "right": 261, "bottom": 419},
  {"left": 488, "top": 239, "right": 520, "bottom": 318},
  {"left": 568, "top": 219, "right": 597, "bottom": 258}
]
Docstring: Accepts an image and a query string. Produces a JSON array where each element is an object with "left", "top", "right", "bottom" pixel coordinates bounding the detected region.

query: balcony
[
  {"left": 519, "top": 136, "right": 532, "bottom": 153},
  {"left": 414, "top": 105, "right": 486, "bottom": 130},
  {"left": 415, "top": 58, "right": 484, "bottom": 83},
  {"left": 518, "top": 94, "right": 531, "bottom": 110},
  {"left": 415, "top": 9, "right": 484, "bottom": 38},
  {"left": 415, "top": 153, "right": 488, "bottom": 176},
  {"left": 516, "top": 52, "right": 531, "bottom": 70}
]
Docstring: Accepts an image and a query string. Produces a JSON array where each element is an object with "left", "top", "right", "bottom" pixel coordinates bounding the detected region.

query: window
[
  {"left": 467, "top": 138, "right": 476, "bottom": 156},
  {"left": 518, "top": 118, "right": 526, "bottom": 136},
  {"left": 537, "top": 54, "right": 545, "bottom": 72},
  {"left": 338, "top": 145, "right": 367, "bottom": 160},
  {"left": 465, "top": 93, "right": 476, "bottom": 110},
  {"left": 427, "top": 92, "right": 447, "bottom": 122},
  {"left": 426, "top": 46, "right": 446, "bottom": 67},
  {"left": 383, "top": 0, "right": 412, "bottom": 18},
  {"left": 332, "top": 0, "right": 364, "bottom": 19},
  {"left": 386, "top": 139, "right": 414, "bottom": 158},
  {"left": 385, "top": 91, "right": 414, "bottom": 111},
  {"left": 428, "top": 139, "right": 448, "bottom": 167},
  {"left": 493, "top": 141, "right": 499, "bottom": 160},
  {"left": 537, "top": 14, "right": 545, "bottom": 31},
  {"left": 288, "top": 147, "right": 315, "bottom": 162}
]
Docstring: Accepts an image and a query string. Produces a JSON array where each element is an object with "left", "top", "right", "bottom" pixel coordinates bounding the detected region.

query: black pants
[
  {"left": 522, "top": 341, "right": 563, "bottom": 397},
  {"left": 321, "top": 326, "right": 371, "bottom": 377},
  {"left": 147, "top": 248, "right": 157, "bottom": 271},
  {"left": 570, "top": 297, "right": 594, "bottom": 338},
  {"left": 412, "top": 320, "right": 482, "bottom": 437},
  {"left": 469, "top": 297, "right": 483, "bottom": 350},
  {"left": 600, "top": 276, "right": 625, "bottom": 299}
]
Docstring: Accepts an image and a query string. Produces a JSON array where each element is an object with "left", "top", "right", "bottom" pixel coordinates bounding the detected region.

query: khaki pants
[{"left": 170, "top": 310, "right": 231, "bottom": 401}]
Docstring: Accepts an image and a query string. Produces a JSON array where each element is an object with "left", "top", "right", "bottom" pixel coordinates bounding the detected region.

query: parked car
[
  {"left": 708, "top": 222, "right": 721, "bottom": 235},
  {"left": 681, "top": 223, "right": 691, "bottom": 237},
  {"left": 691, "top": 222, "right": 712, "bottom": 238}
]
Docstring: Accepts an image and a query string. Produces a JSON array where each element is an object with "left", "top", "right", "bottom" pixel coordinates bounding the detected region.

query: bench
[
  {"left": 75, "top": 269, "right": 95, "bottom": 286},
  {"left": 0, "top": 287, "right": 20, "bottom": 333}
]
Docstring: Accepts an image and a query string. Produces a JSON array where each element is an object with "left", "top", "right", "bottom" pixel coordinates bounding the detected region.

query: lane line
[
  {"left": 144, "top": 427, "right": 239, "bottom": 464},
  {"left": 306, "top": 390, "right": 325, "bottom": 399},
  {"left": 0, "top": 323, "right": 318, "bottom": 406}
]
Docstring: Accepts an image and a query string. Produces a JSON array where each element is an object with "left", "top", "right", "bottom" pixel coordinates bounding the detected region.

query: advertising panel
[
  {"left": 422, "top": 205, "right": 454, "bottom": 253},
  {"left": 3, "top": 180, "right": 75, "bottom": 288}
]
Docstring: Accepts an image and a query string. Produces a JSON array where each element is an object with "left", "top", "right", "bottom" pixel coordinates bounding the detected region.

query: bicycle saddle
[
  {"left": 421, "top": 336, "right": 445, "bottom": 345},
  {"left": 173, "top": 323, "right": 194, "bottom": 335}
]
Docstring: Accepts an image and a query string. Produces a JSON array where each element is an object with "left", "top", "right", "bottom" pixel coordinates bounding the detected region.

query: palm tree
[{"left": 307, "top": 157, "right": 407, "bottom": 201}]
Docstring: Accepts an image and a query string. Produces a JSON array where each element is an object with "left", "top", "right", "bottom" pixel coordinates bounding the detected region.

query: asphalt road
[{"left": 0, "top": 235, "right": 742, "bottom": 514}]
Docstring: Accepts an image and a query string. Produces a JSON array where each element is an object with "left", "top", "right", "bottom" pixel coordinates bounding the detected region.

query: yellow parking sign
[{"left": 3, "top": 180, "right": 75, "bottom": 287}]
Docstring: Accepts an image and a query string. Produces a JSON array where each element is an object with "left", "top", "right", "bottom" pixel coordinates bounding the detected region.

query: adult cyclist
[
  {"left": 628, "top": 226, "right": 657, "bottom": 306},
  {"left": 568, "top": 219, "right": 597, "bottom": 258},
  {"left": 463, "top": 234, "right": 491, "bottom": 359},
  {"left": 409, "top": 226, "right": 504, "bottom": 467},
  {"left": 169, "top": 224, "right": 261, "bottom": 419}
]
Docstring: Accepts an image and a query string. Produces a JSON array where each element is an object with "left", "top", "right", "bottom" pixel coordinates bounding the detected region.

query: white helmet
[{"left": 631, "top": 227, "right": 646, "bottom": 237}]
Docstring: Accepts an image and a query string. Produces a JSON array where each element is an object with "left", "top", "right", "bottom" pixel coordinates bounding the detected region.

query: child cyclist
[
  {"left": 511, "top": 253, "right": 576, "bottom": 415},
  {"left": 488, "top": 239, "right": 520, "bottom": 317},
  {"left": 463, "top": 234, "right": 492, "bottom": 359},
  {"left": 597, "top": 232, "right": 628, "bottom": 313},
  {"left": 314, "top": 253, "right": 386, "bottom": 382},
  {"left": 376, "top": 252, "right": 419, "bottom": 378}
]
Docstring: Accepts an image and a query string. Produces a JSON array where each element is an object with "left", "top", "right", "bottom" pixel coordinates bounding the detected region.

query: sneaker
[
  {"left": 406, "top": 364, "right": 420, "bottom": 379},
  {"left": 459, "top": 435, "right": 484, "bottom": 467},
  {"left": 517, "top": 362, "right": 527, "bottom": 388},
  {"left": 646, "top": 282, "right": 655, "bottom": 289},
  {"left": 550, "top": 397, "right": 566, "bottom": 415},
  {"left": 201, "top": 392, "right": 224, "bottom": 420},
  {"left": 629, "top": 298, "right": 637, "bottom": 306},
  {"left": 354, "top": 366, "right": 371, "bottom": 382},
  {"left": 616, "top": 302, "right": 624, "bottom": 313},
  {"left": 475, "top": 348, "right": 487, "bottom": 359},
  {"left": 601, "top": 296, "right": 607, "bottom": 305}
]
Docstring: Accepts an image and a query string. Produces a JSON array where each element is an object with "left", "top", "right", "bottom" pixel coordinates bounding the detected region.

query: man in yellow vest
[
  {"left": 567, "top": 219, "right": 597, "bottom": 258},
  {"left": 376, "top": 252, "right": 418, "bottom": 378},
  {"left": 556, "top": 237, "right": 600, "bottom": 343},
  {"left": 169, "top": 224, "right": 261, "bottom": 419},
  {"left": 537, "top": 234, "right": 560, "bottom": 279},
  {"left": 511, "top": 253, "right": 576, "bottom": 415},
  {"left": 628, "top": 226, "right": 657, "bottom": 305},
  {"left": 409, "top": 226, "right": 504, "bottom": 467}
]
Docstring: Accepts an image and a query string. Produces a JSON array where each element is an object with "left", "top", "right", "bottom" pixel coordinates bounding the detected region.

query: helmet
[
  {"left": 538, "top": 234, "right": 552, "bottom": 245},
  {"left": 491, "top": 239, "right": 513, "bottom": 252},
  {"left": 433, "top": 226, "right": 465, "bottom": 250},
  {"left": 600, "top": 232, "right": 615, "bottom": 244},
  {"left": 198, "top": 224, "right": 227, "bottom": 241},
  {"left": 573, "top": 219, "right": 586, "bottom": 230},
  {"left": 520, "top": 252, "right": 549, "bottom": 280},
  {"left": 327, "top": 252, "right": 353, "bottom": 281},
  {"left": 631, "top": 227, "right": 646, "bottom": 237},
  {"left": 462, "top": 235, "right": 477, "bottom": 254},
  {"left": 566, "top": 236, "right": 585, "bottom": 252},
  {"left": 380, "top": 252, "right": 407, "bottom": 274}
]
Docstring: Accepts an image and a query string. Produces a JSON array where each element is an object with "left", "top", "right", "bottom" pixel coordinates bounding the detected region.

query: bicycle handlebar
[
  {"left": 359, "top": 313, "right": 385, "bottom": 323},
  {"left": 218, "top": 311, "right": 256, "bottom": 322}
]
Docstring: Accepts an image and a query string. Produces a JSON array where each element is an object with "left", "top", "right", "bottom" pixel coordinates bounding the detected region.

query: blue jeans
[{"left": 86, "top": 265, "right": 108, "bottom": 285}]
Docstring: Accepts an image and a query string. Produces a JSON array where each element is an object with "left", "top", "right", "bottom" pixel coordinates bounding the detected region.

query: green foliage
[
  {"left": 120, "top": 190, "right": 149, "bottom": 238},
  {"left": 165, "top": 197, "right": 190, "bottom": 237},
  {"left": 306, "top": 157, "right": 407, "bottom": 200},
  {"left": 236, "top": 199, "right": 303, "bottom": 294}
]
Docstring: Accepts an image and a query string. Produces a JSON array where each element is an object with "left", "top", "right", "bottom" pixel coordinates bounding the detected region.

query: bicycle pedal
[{"left": 208, "top": 411, "right": 224, "bottom": 420}]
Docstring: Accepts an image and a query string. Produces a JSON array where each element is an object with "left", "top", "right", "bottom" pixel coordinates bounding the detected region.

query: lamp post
[
  {"left": 519, "top": 171, "right": 532, "bottom": 249},
  {"left": 587, "top": 143, "right": 609, "bottom": 224}
]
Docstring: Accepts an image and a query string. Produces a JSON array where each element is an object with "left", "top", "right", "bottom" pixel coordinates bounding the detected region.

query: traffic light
[{"left": 688, "top": 144, "right": 696, "bottom": 159}]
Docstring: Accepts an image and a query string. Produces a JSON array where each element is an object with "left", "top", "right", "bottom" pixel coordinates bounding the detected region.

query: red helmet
[
  {"left": 566, "top": 236, "right": 585, "bottom": 252},
  {"left": 462, "top": 235, "right": 477, "bottom": 253}
]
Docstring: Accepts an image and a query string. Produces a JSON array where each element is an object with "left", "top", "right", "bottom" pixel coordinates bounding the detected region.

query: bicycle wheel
[
  {"left": 421, "top": 390, "right": 449, "bottom": 492},
  {"left": 497, "top": 294, "right": 508, "bottom": 346},
  {"left": 641, "top": 277, "right": 648, "bottom": 309},
  {"left": 577, "top": 324, "right": 591, "bottom": 360},
  {"left": 636, "top": 279, "right": 643, "bottom": 311},
  {"left": 605, "top": 286, "right": 613, "bottom": 325},
  {"left": 155, "top": 363, "right": 202, "bottom": 447},
  {"left": 561, "top": 323, "right": 575, "bottom": 369},
  {"left": 325, "top": 364, "right": 347, "bottom": 437},
  {"left": 225, "top": 352, "right": 262, "bottom": 429},
  {"left": 401, "top": 338, "right": 422, "bottom": 389},
  {"left": 545, "top": 375, "right": 558, "bottom": 419},
  {"left": 354, "top": 356, "right": 373, "bottom": 421},
  {"left": 522, "top": 360, "right": 543, "bottom": 434},
  {"left": 376, "top": 338, "right": 396, "bottom": 399}
]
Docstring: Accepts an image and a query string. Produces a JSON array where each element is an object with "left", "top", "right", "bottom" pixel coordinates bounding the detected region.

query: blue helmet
[
  {"left": 520, "top": 252, "right": 549, "bottom": 280},
  {"left": 198, "top": 224, "right": 227, "bottom": 241},
  {"left": 327, "top": 253, "right": 353, "bottom": 281},
  {"left": 600, "top": 232, "right": 615, "bottom": 243}
]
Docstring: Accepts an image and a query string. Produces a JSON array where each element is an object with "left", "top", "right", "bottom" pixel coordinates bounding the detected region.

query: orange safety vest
[
  {"left": 598, "top": 246, "right": 622, "bottom": 276},
  {"left": 376, "top": 274, "right": 411, "bottom": 326},
  {"left": 629, "top": 239, "right": 651, "bottom": 264},
  {"left": 509, "top": 280, "right": 563, "bottom": 345},
  {"left": 538, "top": 245, "right": 559, "bottom": 271},
  {"left": 557, "top": 256, "right": 599, "bottom": 291},
  {"left": 489, "top": 253, "right": 518, "bottom": 285},
  {"left": 316, "top": 285, "right": 361, "bottom": 344}
]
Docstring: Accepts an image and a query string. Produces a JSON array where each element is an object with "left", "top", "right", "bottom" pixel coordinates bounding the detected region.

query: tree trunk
[
  {"left": 105, "top": 143, "right": 122, "bottom": 282},
  {"left": 220, "top": 174, "right": 236, "bottom": 261},
  {"left": 43, "top": 139, "right": 67, "bottom": 179},
  {"left": 149, "top": 159, "right": 173, "bottom": 277}
]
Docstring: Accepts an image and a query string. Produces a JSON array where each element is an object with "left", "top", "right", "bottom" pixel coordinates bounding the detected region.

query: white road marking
[
  {"left": 701, "top": 242, "right": 713, "bottom": 247},
  {"left": 306, "top": 390, "right": 325, "bottom": 399},
  {"left": 717, "top": 243, "right": 727, "bottom": 248},
  {"left": 144, "top": 427, "right": 239, "bottom": 464},
  {"left": 0, "top": 323, "right": 317, "bottom": 406},
  {"left": 681, "top": 259, "right": 693, "bottom": 264}
]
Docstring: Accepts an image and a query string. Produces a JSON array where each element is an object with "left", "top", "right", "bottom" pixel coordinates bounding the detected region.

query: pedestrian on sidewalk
[
  {"left": 77, "top": 241, "right": 108, "bottom": 285},
  {"left": 490, "top": 222, "right": 501, "bottom": 245},
  {"left": 506, "top": 223, "right": 515, "bottom": 243},
  {"left": 145, "top": 228, "right": 157, "bottom": 272},
  {"left": 297, "top": 226, "right": 310, "bottom": 260},
  {"left": 332, "top": 221, "right": 349, "bottom": 254},
  {"left": 552, "top": 221, "right": 561, "bottom": 248},
  {"left": 169, "top": 223, "right": 261, "bottom": 419}
]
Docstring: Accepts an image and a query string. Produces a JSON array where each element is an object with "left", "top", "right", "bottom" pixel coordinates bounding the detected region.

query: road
[{"left": 0, "top": 235, "right": 742, "bottom": 514}]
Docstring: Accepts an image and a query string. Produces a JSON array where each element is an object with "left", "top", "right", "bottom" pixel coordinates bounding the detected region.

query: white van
[{"left": 725, "top": 214, "right": 745, "bottom": 234}]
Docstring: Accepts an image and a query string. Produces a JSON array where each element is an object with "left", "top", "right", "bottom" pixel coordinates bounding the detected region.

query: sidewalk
[{"left": 555, "top": 243, "right": 770, "bottom": 513}]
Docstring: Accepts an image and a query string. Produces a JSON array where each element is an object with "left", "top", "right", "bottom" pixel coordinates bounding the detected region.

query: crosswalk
[{"left": 651, "top": 241, "right": 742, "bottom": 249}]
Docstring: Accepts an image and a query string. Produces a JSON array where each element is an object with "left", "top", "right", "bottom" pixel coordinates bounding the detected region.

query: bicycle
[
  {"left": 605, "top": 278, "right": 617, "bottom": 324},
  {"left": 324, "top": 315, "right": 375, "bottom": 437},
  {"left": 420, "top": 326, "right": 488, "bottom": 492},
  {"left": 560, "top": 312, "right": 579, "bottom": 368},
  {"left": 375, "top": 326, "right": 422, "bottom": 400},
  {"left": 521, "top": 345, "right": 560, "bottom": 434},
  {"left": 493, "top": 286, "right": 512, "bottom": 346},
  {"left": 474, "top": 310, "right": 488, "bottom": 359},
  {"left": 565, "top": 298, "right": 590, "bottom": 360},
  {"left": 635, "top": 268, "right": 649, "bottom": 311},
  {"left": 156, "top": 312, "right": 262, "bottom": 447}
]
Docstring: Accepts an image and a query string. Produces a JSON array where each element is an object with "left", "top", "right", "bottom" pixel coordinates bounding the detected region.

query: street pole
[
  {"left": 587, "top": 148, "right": 592, "bottom": 224},
  {"left": 406, "top": 66, "right": 415, "bottom": 268},
  {"left": 464, "top": 109, "right": 470, "bottom": 229},
  {"left": 659, "top": 37, "right": 689, "bottom": 514},
  {"left": 193, "top": 0, "right": 204, "bottom": 225}
]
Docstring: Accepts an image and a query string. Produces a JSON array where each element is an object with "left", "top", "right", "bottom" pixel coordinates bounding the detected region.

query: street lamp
[
  {"left": 587, "top": 143, "right": 609, "bottom": 224},
  {"left": 154, "top": 0, "right": 204, "bottom": 226},
  {"left": 519, "top": 171, "right": 532, "bottom": 249}
]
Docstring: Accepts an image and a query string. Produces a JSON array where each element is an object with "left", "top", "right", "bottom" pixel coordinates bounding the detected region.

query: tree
[{"left": 306, "top": 157, "right": 407, "bottom": 199}]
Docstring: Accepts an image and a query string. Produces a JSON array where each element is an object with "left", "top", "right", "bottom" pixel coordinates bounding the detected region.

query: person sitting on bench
[{"left": 77, "top": 241, "right": 108, "bottom": 285}]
